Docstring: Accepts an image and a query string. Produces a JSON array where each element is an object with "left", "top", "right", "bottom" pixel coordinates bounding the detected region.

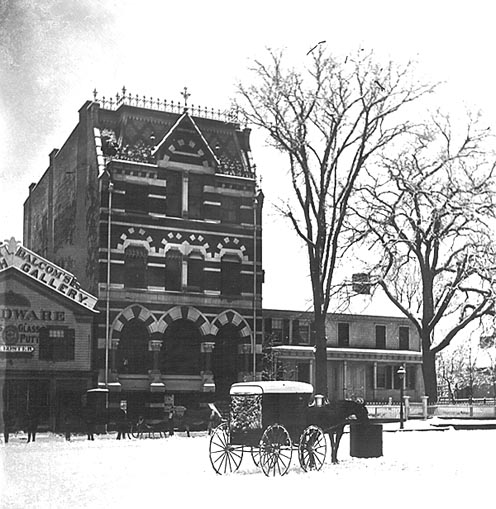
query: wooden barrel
[{"left": 350, "top": 422, "right": 383, "bottom": 458}]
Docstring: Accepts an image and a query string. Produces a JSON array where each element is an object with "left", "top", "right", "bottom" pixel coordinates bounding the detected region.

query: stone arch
[
  {"left": 211, "top": 310, "right": 251, "bottom": 399},
  {"left": 156, "top": 306, "right": 210, "bottom": 336},
  {"left": 211, "top": 309, "right": 251, "bottom": 338},
  {"left": 112, "top": 304, "right": 159, "bottom": 339}
]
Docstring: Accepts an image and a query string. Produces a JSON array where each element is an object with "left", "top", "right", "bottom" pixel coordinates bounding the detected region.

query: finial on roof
[
  {"left": 181, "top": 86, "right": 191, "bottom": 112},
  {"left": 93, "top": 88, "right": 98, "bottom": 101}
]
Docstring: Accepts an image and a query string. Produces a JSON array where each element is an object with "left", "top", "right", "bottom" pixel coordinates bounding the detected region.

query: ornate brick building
[{"left": 23, "top": 90, "right": 263, "bottom": 417}]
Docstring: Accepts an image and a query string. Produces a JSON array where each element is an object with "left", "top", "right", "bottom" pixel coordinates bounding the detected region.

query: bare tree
[
  {"left": 237, "top": 47, "right": 433, "bottom": 395},
  {"left": 437, "top": 340, "right": 482, "bottom": 402},
  {"left": 352, "top": 112, "right": 496, "bottom": 402}
]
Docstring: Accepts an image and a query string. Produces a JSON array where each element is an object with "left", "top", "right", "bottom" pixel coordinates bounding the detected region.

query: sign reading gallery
[{"left": 0, "top": 238, "right": 98, "bottom": 311}]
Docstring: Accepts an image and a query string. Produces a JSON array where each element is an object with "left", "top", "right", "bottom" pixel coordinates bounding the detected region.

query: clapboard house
[
  {"left": 0, "top": 238, "right": 98, "bottom": 430},
  {"left": 262, "top": 308, "right": 424, "bottom": 402}
]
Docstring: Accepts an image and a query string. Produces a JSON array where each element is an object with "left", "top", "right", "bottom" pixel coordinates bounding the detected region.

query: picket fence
[{"left": 366, "top": 397, "right": 496, "bottom": 420}]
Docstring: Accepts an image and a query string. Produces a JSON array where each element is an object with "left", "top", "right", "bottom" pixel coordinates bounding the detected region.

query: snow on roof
[{"left": 230, "top": 381, "right": 314, "bottom": 395}]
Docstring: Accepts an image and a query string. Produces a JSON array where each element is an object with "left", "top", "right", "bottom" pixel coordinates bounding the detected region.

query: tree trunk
[
  {"left": 422, "top": 347, "right": 438, "bottom": 403},
  {"left": 314, "top": 313, "right": 328, "bottom": 396}
]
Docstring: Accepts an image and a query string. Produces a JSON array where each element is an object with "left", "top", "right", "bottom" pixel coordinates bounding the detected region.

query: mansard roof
[
  {"left": 95, "top": 93, "right": 255, "bottom": 178},
  {"left": 0, "top": 237, "right": 98, "bottom": 312}
]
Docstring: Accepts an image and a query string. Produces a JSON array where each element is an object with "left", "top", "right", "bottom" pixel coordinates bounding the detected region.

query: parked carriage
[{"left": 209, "top": 381, "right": 329, "bottom": 476}]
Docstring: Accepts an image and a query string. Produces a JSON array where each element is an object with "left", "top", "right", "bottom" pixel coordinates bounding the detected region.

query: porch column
[
  {"left": 373, "top": 362, "right": 378, "bottom": 401},
  {"left": 343, "top": 361, "right": 348, "bottom": 399}
]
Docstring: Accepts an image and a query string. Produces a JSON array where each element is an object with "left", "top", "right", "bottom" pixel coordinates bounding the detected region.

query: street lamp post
[
  {"left": 397, "top": 365, "right": 406, "bottom": 430},
  {"left": 252, "top": 193, "right": 258, "bottom": 380}
]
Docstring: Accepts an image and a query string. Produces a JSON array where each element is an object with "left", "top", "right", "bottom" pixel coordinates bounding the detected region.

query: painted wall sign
[
  {"left": 0, "top": 302, "right": 67, "bottom": 346},
  {"left": 0, "top": 238, "right": 98, "bottom": 311}
]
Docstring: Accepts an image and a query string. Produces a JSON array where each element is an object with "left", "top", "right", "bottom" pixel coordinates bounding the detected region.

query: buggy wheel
[
  {"left": 209, "top": 422, "right": 244, "bottom": 475},
  {"left": 298, "top": 425, "right": 327, "bottom": 472},
  {"left": 259, "top": 424, "right": 292, "bottom": 476},
  {"left": 251, "top": 447, "right": 260, "bottom": 466}
]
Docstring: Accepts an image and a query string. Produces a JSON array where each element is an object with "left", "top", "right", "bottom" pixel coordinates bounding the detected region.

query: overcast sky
[{"left": 1, "top": 0, "right": 495, "bottom": 311}]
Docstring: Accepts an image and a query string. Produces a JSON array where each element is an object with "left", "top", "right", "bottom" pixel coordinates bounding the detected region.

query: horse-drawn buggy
[{"left": 209, "top": 381, "right": 369, "bottom": 476}]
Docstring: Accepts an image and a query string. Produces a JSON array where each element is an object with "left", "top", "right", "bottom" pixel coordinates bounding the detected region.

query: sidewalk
[{"left": 378, "top": 417, "right": 496, "bottom": 432}]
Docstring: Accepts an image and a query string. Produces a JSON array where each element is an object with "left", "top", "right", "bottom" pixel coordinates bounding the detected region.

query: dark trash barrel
[{"left": 350, "top": 422, "right": 383, "bottom": 458}]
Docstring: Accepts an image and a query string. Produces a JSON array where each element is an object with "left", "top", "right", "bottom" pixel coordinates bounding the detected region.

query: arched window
[
  {"left": 117, "top": 319, "right": 150, "bottom": 374},
  {"left": 165, "top": 249, "right": 182, "bottom": 291},
  {"left": 221, "top": 254, "right": 241, "bottom": 296},
  {"left": 124, "top": 245, "right": 148, "bottom": 288},
  {"left": 161, "top": 319, "right": 201, "bottom": 374}
]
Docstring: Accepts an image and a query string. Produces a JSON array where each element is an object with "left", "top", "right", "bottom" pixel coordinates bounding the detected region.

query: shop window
[
  {"left": 399, "top": 327, "right": 410, "bottom": 350},
  {"left": 338, "top": 323, "right": 349, "bottom": 347},
  {"left": 188, "top": 174, "right": 204, "bottom": 219},
  {"left": 166, "top": 171, "right": 182, "bottom": 217},
  {"left": 125, "top": 183, "right": 149, "bottom": 213},
  {"left": 376, "top": 325, "right": 386, "bottom": 349},
  {"left": 165, "top": 249, "right": 182, "bottom": 291},
  {"left": 187, "top": 253, "right": 204, "bottom": 291},
  {"left": 39, "top": 327, "right": 75, "bottom": 361},
  {"left": 124, "top": 245, "right": 148, "bottom": 288},
  {"left": 221, "top": 255, "right": 241, "bottom": 296}
]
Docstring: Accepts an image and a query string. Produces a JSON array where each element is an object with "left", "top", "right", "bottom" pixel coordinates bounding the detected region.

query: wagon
[{"left": 209, "top": 381, "right": 328, "bottom": 476}]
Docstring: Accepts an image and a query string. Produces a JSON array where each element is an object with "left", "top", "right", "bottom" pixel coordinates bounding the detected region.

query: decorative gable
[{"left": 152, "top": 113, "right": 218, "bottom": 172}]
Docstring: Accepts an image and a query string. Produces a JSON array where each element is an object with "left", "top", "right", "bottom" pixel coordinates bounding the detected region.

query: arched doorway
[
  {"left": 161, "top": 319, "right": 201, "bottom": 374},
  {"left": 117, "top": 319, "right": 150, "bottom": 374},
  {"left": 212, "top": 324, "right": 241, "bottom": 399}
]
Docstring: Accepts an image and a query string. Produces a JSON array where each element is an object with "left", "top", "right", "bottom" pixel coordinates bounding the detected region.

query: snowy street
[{"left": 1, "top": 422, "right": 494, "bottom": 509}]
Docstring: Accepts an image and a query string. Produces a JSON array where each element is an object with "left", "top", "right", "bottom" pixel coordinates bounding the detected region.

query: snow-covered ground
[{"left": 1, "top": 422, "right": 494, "bottom": 509}]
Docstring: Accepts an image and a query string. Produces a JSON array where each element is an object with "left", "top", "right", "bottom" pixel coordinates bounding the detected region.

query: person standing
[
  {"left": 26, "top": 408, "right": 39, "bottom": 443},
  {"left": 2, "top": 410, "right": 12, "bottom": 444}
]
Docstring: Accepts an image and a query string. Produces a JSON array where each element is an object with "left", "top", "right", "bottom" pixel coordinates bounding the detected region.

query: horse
[{"left": 306, "top": 399, "right": 369, "bottom": 463}]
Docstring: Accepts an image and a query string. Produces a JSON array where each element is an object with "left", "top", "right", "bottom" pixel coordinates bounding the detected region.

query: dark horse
[{"left": 306, "top": 399, "right": 369, "bottom": 463}]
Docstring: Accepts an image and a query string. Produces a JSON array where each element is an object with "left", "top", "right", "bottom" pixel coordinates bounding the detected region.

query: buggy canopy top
[{"left": 230, "top": 381, "right": 314, "bottom": 395}]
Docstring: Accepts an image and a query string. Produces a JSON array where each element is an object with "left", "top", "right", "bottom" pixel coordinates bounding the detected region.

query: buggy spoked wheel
[
  {"left": 251, "top": 447, "right": 260, "bottom": 466},
  {"left": 298, "top": 425, "right": 327, "bottom": 472},
  {"left": 209, "top": 422, "right": 244, "bottom": 475},
  {"left": 259, "top": 424, "right": 293, "bottom": 476}
]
